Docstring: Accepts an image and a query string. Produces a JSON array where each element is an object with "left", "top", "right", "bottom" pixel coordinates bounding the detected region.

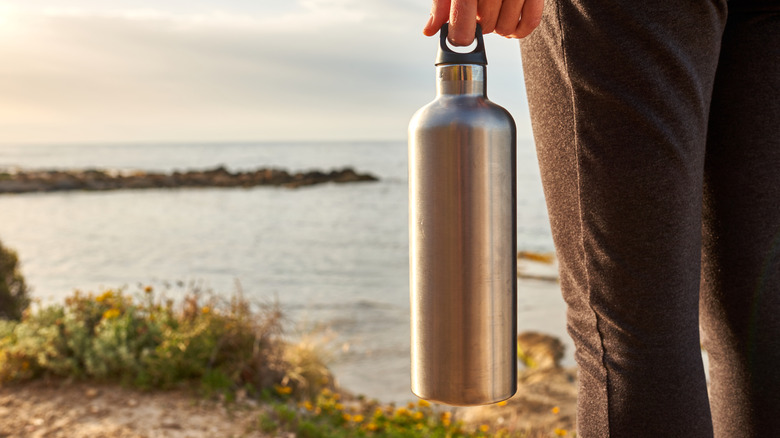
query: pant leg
[
  {"left": 701, "top": 4, "right": 780, "bottom": 437},
  {"left": 520, "top": 0, "right": 727, "bottom": 436}
]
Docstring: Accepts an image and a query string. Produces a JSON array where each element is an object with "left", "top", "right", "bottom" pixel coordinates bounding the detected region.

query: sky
[{"left": 0, "top": 0, "right": 533, "bottom": 143}]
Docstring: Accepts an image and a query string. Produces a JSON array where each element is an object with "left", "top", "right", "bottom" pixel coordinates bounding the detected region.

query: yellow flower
[
  {"left": 333, "top": 393, "right": 341, "bottom": 401},
  {"left": 102, "top": 308, "right": 121, "bottom": 320},
  {"left": 395, "top": 407, "right": 410, "bottom": 417},
  {"left": 96, "top": 291, "right": 114, "bottom": 303},
  {"left": 497, "top": 400, "right": 508, "bottom": 406},
  {"left": 479, "top": 424, "right": 490, "bottom": 433},
  {"left": 321, "top": 388, "right": 332, "bottom": 397},
  {"left": 303, "top": 401, "right": 313, "bottom": 411},
  {"left": 144, "top": 285, "right": 153, "bottom": 294},
  {"left": 374, "top": 408, "right": 384, "bottom": 417},
  {"left": 554, "top": 428, "right": 568, "bottom": 436},
  {"left": 353, "top": 414, "right": 364, "bottom": 423},
  {"left": 417, "top": 399, "right": 431, "bottom": 408},
  {"left": 335, "top": 403, "right": 345, "bottom": 411},
  {"left": 407, "top": 402, "right": 416, "bottom": 409},
  {"left": 274, "top": 385, "right": 292, "bottom": 395},
  {"left": 342, "top": 413, "right": 352, "bottom": 422},
  {"left": 416, "top": 423, "right": 424, "bottom": 430},
  {"left": 201, "top": 306, "right": 210, "bottom": 314},
  {"left": 442, "top": 418, "right": 451, "bottom": 427},
  {"left": 552, "top": 406, "right": 561, "bottom": 414},
  {"left": 365, "top": 423, "right": 378, "bottom": 431},
  {"left": 413, "top": 411, "right": 424, "bottom": 421}
]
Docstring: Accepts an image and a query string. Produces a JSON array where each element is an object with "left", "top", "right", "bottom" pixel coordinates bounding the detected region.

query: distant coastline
[{"left": 0, "top": 166, "right": 379, "bottom": 194}]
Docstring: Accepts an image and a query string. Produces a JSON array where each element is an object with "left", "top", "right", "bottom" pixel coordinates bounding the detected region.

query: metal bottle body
[{"left": 408, "top": 63, "right": 517, "bottom": 406}]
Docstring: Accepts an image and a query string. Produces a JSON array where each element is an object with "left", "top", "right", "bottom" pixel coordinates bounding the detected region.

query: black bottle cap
[{"left": 435, "top": 23, "right": 487, "bottom": 66}]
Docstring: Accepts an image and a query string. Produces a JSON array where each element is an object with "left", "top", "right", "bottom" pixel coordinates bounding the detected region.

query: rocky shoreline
[{"left": 0, "top": 166, "right": 379, "bottom": 194}]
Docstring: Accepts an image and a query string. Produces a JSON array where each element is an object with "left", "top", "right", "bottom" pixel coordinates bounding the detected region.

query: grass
[{"left": 256, "top": 389, "right": 541, "bottom": 438}]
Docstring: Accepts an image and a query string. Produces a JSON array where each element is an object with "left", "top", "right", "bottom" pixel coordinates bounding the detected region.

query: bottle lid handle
[{"left": 435, "top": 23, "right": 487, "bottom": 66}]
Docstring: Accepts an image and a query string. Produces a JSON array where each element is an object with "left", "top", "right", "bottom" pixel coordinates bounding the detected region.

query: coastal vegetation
[
  {"left": 0, "top": 239, "right": 30, "bottom": 320},
  {"left": 0, "top": 285, "right": 328, "bottom": 396},
  {"left": 0, "top": 286, "right": 538, "bottom": 436},
  {"left": 0, "top": 244, "right": 575, "bottom": 436}
]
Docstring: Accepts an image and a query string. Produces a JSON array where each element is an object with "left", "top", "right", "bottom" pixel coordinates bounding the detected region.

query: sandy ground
[
  {"left": 0, "top": 368, "right": 577, "bottom": 437},
  {"left": 0, "top": 381, "right": 274, "bottom": 438},
  {"left": 459, "top": 367, "right": 578, "bottom": 436}
]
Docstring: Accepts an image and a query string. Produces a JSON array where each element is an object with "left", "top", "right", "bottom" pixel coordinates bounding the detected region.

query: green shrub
[
  {"left": 0, "top": 240, "right": 30, "bottom": 321},
  {"left": 0, "top": 287, "right": 332, "bottom": 399}
]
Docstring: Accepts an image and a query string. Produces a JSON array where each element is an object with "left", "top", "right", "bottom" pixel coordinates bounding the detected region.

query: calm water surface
[{"left": 0, "top": 141, "right": 567, "bottom": 402}]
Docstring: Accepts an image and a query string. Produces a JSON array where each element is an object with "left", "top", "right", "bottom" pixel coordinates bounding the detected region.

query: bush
[
  {"left": 0, "top": 240, "right": 30, "bottom": 321},
  {"left": 0, "top": 286, "right": 332, "bottom": 399}
]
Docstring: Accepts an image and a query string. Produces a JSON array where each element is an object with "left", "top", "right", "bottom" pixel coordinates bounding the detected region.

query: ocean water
[{"left": 0, "top": 141, "right": 568, "bottom": 402}]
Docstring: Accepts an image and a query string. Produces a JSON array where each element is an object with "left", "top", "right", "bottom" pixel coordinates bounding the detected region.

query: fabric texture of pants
[{"left": 519, "top": 0, "right": 780, "bottom": 436}]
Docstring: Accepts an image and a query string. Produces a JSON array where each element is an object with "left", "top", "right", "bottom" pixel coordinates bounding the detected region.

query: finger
[
  {"left": 423, "top": 0, "right": 451, "bottom": 36},
  {"left": 477, "top": 0, "right": 502, "bottom": 34},
  {"left": 511, "top": 0, "right": 544, "bottom": 38},
  {"left": 449, "top": 0, "right": 478, "bottom": 46},
  {"left": 494, "top": 0, "right": 525, "bottom": 36}
]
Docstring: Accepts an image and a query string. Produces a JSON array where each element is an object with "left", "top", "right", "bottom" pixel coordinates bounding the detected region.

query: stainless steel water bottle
[{"left": 408, "top": 24, "right": 517, "bottom": 406}]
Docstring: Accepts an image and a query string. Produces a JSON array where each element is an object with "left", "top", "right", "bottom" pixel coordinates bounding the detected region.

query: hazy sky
[{"left": 0, "top": 0, "right": 532, "bottom": 143}]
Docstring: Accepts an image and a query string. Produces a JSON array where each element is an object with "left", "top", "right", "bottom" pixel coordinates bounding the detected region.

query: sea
[{"left": 0, "top": 140, "right": 569, "bottom": 403}]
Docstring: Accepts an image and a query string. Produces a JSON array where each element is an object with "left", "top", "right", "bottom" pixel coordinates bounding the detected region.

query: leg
[
  {"left": 701, "top": 4, "right": 780, "bottom": 436},
  {"left": 520, "top": 0, "right": 726, "bottom": 435}
]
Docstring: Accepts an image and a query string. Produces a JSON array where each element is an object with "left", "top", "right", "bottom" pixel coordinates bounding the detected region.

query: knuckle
[
  {"left": 478, "top": 18, "right": 497, "bottom": 34},
  {"left": 494, "top": 23, "right": 514, "bottom": 36}
]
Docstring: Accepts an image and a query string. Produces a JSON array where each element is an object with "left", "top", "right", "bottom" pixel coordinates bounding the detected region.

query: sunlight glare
[{"left": 0, "top": 5, "right": 13, "bottom": 29}]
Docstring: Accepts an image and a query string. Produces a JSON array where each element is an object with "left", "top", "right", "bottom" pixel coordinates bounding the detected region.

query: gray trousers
[{"left": 520, "top": 0, "right": 780, "bottom": 436}]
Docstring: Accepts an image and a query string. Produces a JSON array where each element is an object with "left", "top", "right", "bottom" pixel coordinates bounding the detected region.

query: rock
[
  {"left": 457, "top": 366, "right": 577, "bottom": 434},
  {"left": 0, "top": 166, "right": 379, "bottom": 194},
  {"left": 457, "top": 334, "right": 577, "bottom": 435},
  {"left": 160, "top": 420, "right": 182, "bottom": 429},
  {"left": 517, "top": 331, "right": 566, "bottom": 370}
]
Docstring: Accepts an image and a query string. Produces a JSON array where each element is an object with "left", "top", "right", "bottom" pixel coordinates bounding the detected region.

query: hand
[{"left": 423, "top": 0, "right": 544, "bottom": 45}]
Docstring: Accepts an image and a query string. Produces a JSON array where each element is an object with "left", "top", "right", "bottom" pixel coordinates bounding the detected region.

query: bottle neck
[{"left": 436, "top": 64, "right": 486, "bottom": 97}]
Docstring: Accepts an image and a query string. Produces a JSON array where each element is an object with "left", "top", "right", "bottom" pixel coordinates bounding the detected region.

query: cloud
[{"left": 0, "top": 1, "right": 530, "bottom": 143}]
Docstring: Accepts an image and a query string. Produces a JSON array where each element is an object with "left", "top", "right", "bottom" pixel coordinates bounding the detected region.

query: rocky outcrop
[
  {"left": 458, "top": 365, "right": 578, "bottom": 435},
  {"left": 458, "top": 332, "right": 577, "bottom": 435},
  {"left": 517, "top": 331, "right": 566, "bottom": 370},
  {"left": 0, "top": 166, "right": 379, "bottom": 194}
]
